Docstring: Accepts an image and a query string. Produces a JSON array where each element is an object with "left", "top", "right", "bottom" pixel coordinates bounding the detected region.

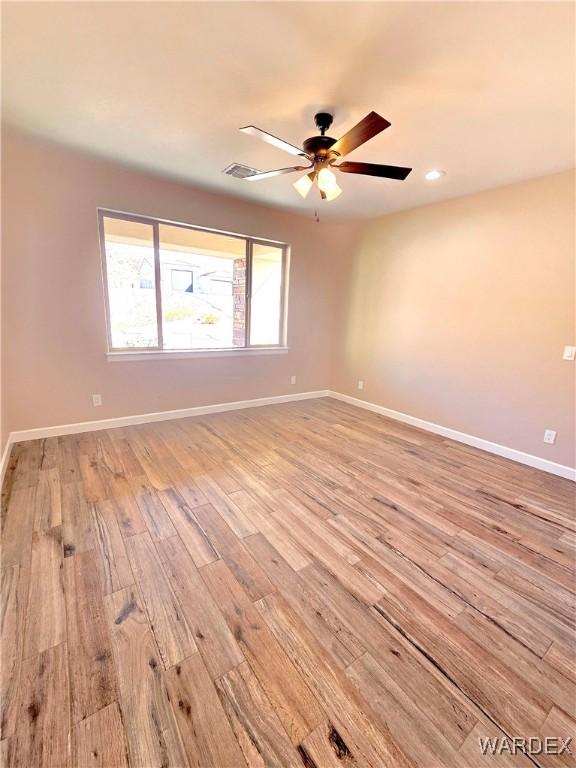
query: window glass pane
[
  {"left": 171, "top": 270, "right": 193, "bottom": 292},
  {"left": 158, "top": 224, "right": 246, "bottom": 349},
  {"left": 249, "top": 244, "right": 283, "bottom": 345},
  {"left": 103, "top": 217, "right": 158, "bottom": 348}
]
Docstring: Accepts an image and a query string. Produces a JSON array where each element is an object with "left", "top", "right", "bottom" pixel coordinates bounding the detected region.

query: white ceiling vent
[{"left": 222, "top": 163, "right": 259, "bottom": 179}]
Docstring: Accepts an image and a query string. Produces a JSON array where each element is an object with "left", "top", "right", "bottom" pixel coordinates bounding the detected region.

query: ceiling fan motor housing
[{"left": 303, "top": 135, "right": 338, "bottom": 162}]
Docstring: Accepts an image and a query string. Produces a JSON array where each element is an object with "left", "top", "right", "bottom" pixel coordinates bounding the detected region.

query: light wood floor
[{"left": 1, "top": 397, "right": 574, "bottom": 768}]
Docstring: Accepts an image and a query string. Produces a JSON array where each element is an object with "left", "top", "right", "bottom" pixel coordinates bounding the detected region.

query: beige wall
[
  {"left": 334, "top": 171, "right": 575, "bottom": 468},
  {"left": 1, "top": 129, "right": 358, "bottom": 438}
]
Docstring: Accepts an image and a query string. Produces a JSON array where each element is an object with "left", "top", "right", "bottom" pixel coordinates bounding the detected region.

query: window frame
[
  {"left": 98, "top": 208, "right": 289, "bottom": 355},
  {"left": 170, "top": 269, "right": 194, "bottom": 293}
]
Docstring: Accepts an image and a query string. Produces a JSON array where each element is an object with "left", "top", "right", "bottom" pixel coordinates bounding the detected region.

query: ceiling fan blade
[
  {"left": 337, "top": 161, "right": 412, "bottom": 180},
  {"left": 330, "top": 112, "right": 391, "bottom": 158},
  {"left": 244, "top": 165, "right": 310, "bottom": 181},
  {"left": 240, "top": 126, "right": 308, "bottom": 158}
]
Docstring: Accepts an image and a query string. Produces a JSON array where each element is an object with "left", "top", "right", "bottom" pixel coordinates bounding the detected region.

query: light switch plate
[
  {"left": 562, "top": 345, "right": 576, "bottom": 361},
  {"left": 357, "top": 380, "right": 364, "bottom": 391}
]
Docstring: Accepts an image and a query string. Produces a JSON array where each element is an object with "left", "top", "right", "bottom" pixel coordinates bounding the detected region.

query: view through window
[{"left": 100, "top": 212, "right": 287, "bottom": 351}]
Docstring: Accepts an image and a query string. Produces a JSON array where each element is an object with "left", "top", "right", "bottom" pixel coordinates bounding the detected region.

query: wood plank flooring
[{"left": 1, "top": 397, "right": 574, "bottom": 767}]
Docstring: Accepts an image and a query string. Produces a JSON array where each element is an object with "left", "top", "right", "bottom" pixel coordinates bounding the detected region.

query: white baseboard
[
  {"left": 328, "top": 391, "right": 576, "bottom": 481},
  {"left": 7, "top": 390, "right": 331, "bottom": 444},
  {"left": 2, "top": 388, "right": 573, "bottom": 483},
  {"left": 0, "top": 439, "right": 13, "bottom": 489}
]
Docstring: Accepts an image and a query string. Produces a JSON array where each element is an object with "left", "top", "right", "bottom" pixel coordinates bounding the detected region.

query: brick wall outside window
[{"left": 232, "top": 257, "right": 246, "bottom": 346}]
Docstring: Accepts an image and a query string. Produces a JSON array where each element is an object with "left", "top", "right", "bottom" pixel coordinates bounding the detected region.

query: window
[
  {"left": 99, "top": 211, "right": 288, "bottom": 352},
  {"left": 250, "top": 243, "right": 283, "bottom": 345},
  {"left": 171, "top": 269, "right": 194, "bottom": 293}
]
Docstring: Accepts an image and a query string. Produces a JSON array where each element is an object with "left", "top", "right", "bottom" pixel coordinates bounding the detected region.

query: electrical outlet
[
  {"left": 543, "top": 429, "right": 556, "bottom": 445},
  {"left": 92, "top": 394, "right": 102, "bottom": 407},
  {"left": 290, "top": 375, "right": 297, "bottom": 385},
  {"left": 562, "top": 345, "right": 576, "bottom": 361},
  {"left": 357, "top": 380, "right": 364, "bottom": 391}
]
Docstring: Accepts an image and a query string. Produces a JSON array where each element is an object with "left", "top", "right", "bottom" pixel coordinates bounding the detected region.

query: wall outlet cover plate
[{"left": 543, "top": 429, "right": 557, "bottom": 444}]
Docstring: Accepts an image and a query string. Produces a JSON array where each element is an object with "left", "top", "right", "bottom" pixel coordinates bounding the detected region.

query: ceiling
[{"left": 2, "top": 1, "right": 574, "bottom": 219}]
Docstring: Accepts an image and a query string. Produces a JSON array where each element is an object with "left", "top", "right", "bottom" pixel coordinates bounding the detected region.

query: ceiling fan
[{"left": 234, "top": 111, "right": 412, "bottom": 201}]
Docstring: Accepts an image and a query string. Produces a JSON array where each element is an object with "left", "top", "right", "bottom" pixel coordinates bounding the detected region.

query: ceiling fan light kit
[
  {"left": 323, "top": 182, "right": 343, "bottom": 202},
  {"left": 293, "top": 173, "right": 314, "bottom": 198},
  {"left": 232, "top": 111, "right": 412, "bottom": 202}
]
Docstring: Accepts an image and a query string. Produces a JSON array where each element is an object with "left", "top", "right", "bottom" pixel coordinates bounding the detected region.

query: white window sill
[{"left": 106, "top": 347, "right": 289, "bottom": 362}]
